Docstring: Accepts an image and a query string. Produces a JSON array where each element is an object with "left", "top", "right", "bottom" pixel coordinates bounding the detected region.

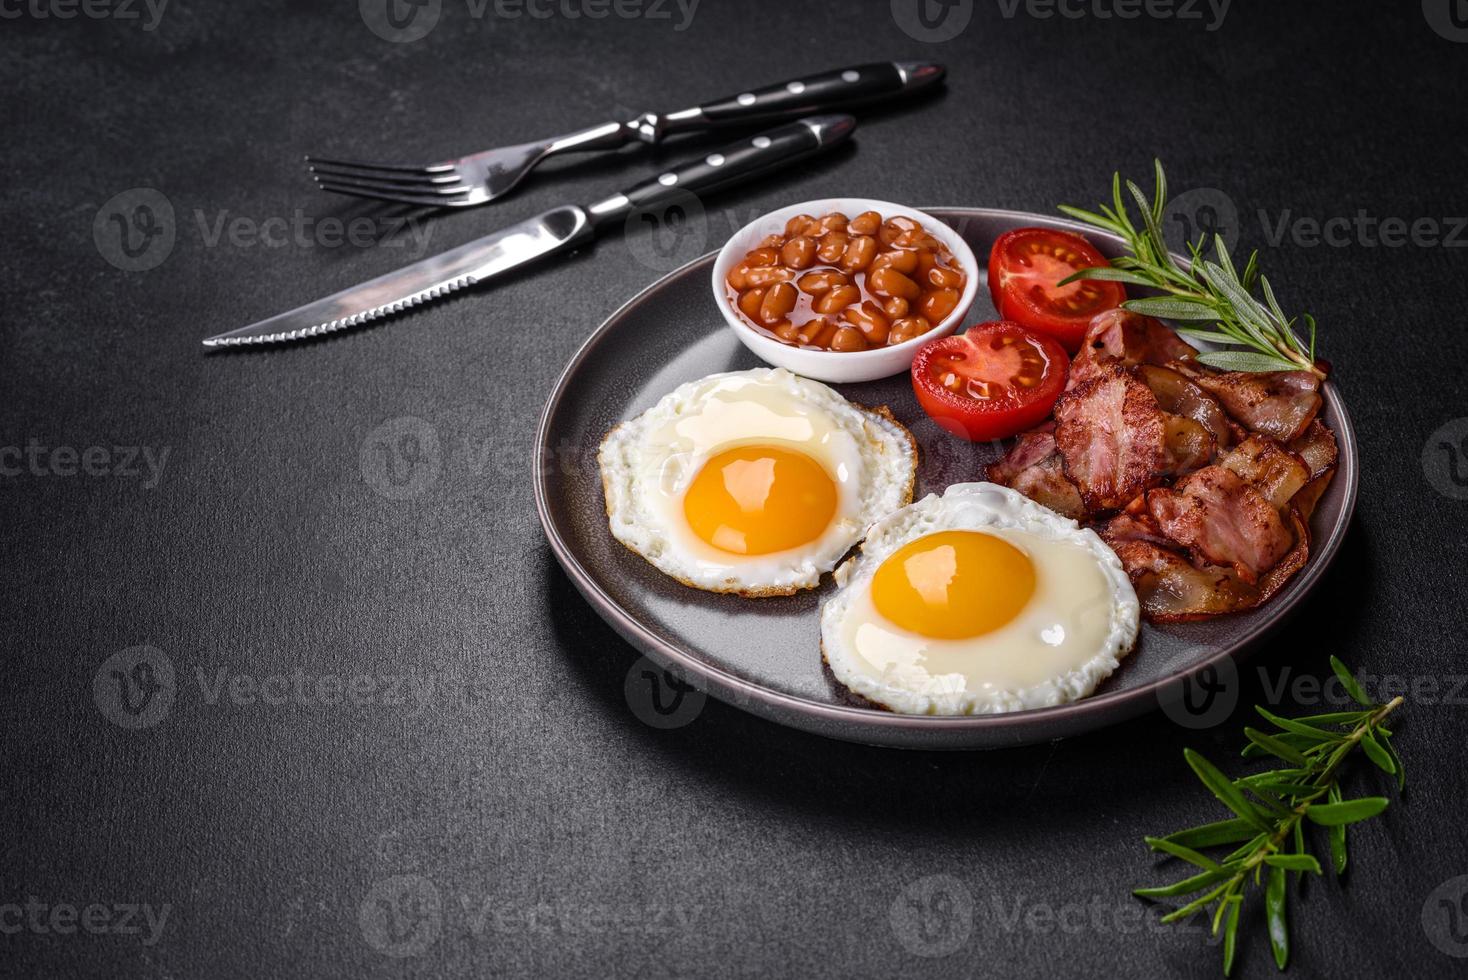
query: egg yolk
[
  {"left": 683, "top": 445, "right": 837, "bottom": 555},
  {"left": 872, "top": 530, "right": 1036, "bottom": 639}
]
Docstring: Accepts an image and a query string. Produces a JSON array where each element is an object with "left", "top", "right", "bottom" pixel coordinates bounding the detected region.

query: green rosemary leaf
[
  {"left": 1185, "top": 749, "right": 1272, "bottom": 832},
  {"left": 1263, "top": 854, "right": 1323, "bottom": 873},
  {"left": 1329, "top": 656, "right": 1370, "bottom": 705},
  {"left": 1162, "top": 818, "right": 1260, "bottom": 849},
  {"left": 1058, "top": 266, "right": 1157, "bottom": 287},
  {"left": 1222, "top": 895, "right": 1243, "bottom": 976},
  {"left": 1197, "top": 351, "right": 1299, "bottom": 373},
  {"left": 1152, "top": 158, "right": 1167, "bottom": 226},
  {"left": 1328, "top": 784, "right": 1348, "bottom": 874},
  {"left": 1266, "top": 864, "right": 1289, "bottom": 969},
  {"left": 1255, "top": 706, "right": 1349, "bottom": 740},
  {"left": 1383, "top": 735, "right": 1406, "bottom": 790},
  {"left": 1057, "top": 204, "right": 1124, "bottom": 233},
  {"left": 1122, "top": 297, "right": 1223, "bottom": 320},
  {"left": 1290, "top": 710, "right": 1372, "bottom": 727},
  {"left": 1134, "top": 867, "right": 1234, "bottom": 898},
  {"left": 1305, "top": 797, "right": 1390, "bottom": 826},
  {"left": 1360, "top": 731, "right": 1396, "bottom": 774},
  {"left": 1174, "top": 326, "right": 1241, "bottom": 346},
  {"left": 1146, "top": 836, "right": 1224, "bottom": 870},
  {"left": 1243, "top": 727, "right": 1310, "bottom": 765}
]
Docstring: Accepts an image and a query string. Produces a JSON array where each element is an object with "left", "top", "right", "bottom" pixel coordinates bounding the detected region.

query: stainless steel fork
[{"left": 306, "top": 61, "right": 942, "bottom": 208}]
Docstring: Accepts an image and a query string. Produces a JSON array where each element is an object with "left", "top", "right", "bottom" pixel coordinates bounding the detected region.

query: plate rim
[{"left": 532, "top": 206, "right": 1360, "bottom": 746}]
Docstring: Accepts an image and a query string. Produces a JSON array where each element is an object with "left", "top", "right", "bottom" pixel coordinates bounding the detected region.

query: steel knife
[{"left": 201, "top": 114, "right": 856, "bottom": 349}]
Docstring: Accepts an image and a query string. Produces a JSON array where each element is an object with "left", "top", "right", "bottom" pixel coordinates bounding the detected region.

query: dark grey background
[{"left": 3, "top": 1, "right": 1467, "bottom": 977}]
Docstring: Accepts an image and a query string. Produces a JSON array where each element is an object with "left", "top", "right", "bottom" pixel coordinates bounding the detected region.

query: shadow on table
[{"left": 540, "top": 514, "right": 1373, "bottom": 837}]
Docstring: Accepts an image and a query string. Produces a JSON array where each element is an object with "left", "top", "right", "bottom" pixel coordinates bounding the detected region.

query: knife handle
[
  {"left": 677, "top": 62, "right": 943, "bottom": 130},
  {"left": 585, "top": 115, "right": 857, "bottom": 231}
]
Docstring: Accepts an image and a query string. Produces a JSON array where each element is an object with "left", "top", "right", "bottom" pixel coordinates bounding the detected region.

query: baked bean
[
  {"left": 816, "top": 212, "right": 848, "bottom": 234},
  {"left": 814, "top": 284, "right": 861, "bottom": 314},
  {"left": 726, "top": 262, "right": 751, "bottom": 291},
  {"left": 840, "top": 235, "right": 877, "bottom": 272},
  {"left": 781, "top": 236, "right": 816, "bottom": 270},
  {"left": 759, "top": 282, "right": 797, "bottom": 324},
  {"left": 919, "top": 287, "right": 960, "bottom": 324},
  {"left": 738, "top": 287, "right": 766, "bottom": 321},
  {"left": 926, "top": 265, "right": 964, "bottom": 290},
  {"left": 848, "top": 210, "right": 882, "bottom": 236},
  {"left": 797, "top": 317, "right": 838, "bottom": 347},
  {"left": 816, "top": 232, "right": 848, "bottom": 264},
  {"left": 829, "top": 326, "right": 869, "bottom": 352},
  {"left": 868, "top": 266, "right": 921, "bottom": 301},
  {"left": 744, "top": 265, "right": 792, "bottom": 288},
  {"left": 842, "top": 301, "right": 890, "bottom": 344},
  {"left": 784, "top": 214, "right": 817, "bottom": 237},
  {"left": 725, "top": 209, "right": 966, "bottom": 352},
  {"left": 889, "top": 316, "right": 931, "bottom": 344},
  {"left": 878, "top": 215, "right": 920, "bottom": 246},
  {"left": 797, "top": 270, "right": 850, "bottom": 295}
]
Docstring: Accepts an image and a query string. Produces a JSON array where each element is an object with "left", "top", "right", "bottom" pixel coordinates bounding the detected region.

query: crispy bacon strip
[
  {"left": 1054, "top": 366, "right": 1168, "bottom": 513},
  {"left": 1287, "top": 420, "right": 1338, "bottom": 521},
  {"left": 1070, "top": 309, "right": 1199, "bottom": 388},
  {"left": 1219, "top": 435, "right": 1310, "bottom": 510},
  {"left": 1146, "top": 467, "right": 1294, "bottom": 585},
  {"left": 1135, "top": 364, "right": 1232, "bottom": 452},
  {"left": 1104, "top": 509, "right": 1310, "bottom": 622},
  {"left": 1178, "top": 366, "right": 1322, "bottom": 442},
  {"left": 985, "top": 425, "right": 1085, "bottom": 520}
]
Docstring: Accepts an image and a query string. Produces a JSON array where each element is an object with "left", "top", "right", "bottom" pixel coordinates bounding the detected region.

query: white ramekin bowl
[{"left": 710, "top": 198, "right": 979, "bottom": 384}]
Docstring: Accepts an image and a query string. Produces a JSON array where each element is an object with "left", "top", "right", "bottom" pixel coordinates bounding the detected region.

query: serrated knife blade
[{"left": 200, "top": 205, "right": 591, "bottom": 348}]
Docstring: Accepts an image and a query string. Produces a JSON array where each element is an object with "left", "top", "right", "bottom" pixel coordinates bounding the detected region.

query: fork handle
[
  {"left": 584, "top": 115, "right": 856, "bottom": 231},
  {"left": 674, "top": 62, "right": 943, "bottom": 130}
]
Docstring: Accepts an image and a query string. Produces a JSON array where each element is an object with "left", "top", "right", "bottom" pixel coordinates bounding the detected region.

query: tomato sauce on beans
[{"left": 724, "top": 210, "right": 967, "bottom": 353}]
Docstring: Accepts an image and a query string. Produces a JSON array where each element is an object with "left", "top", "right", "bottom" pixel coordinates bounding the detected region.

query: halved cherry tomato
[
  {"left": 987, "top": 227, "right": 1125, "bottom": 352},
  {"left": 910, "top": 321, "right": 1069, "bottom": 442}
]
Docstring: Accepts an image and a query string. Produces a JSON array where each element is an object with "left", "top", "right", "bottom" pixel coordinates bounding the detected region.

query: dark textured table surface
[{"left": 5, "top": 1, "right": 1468, "bottom": 977}]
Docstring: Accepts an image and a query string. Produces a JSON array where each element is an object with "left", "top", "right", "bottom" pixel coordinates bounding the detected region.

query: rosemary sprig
[
  {"left": 1058, "top": 160, "right": 1326, "bottom": 378},
  {"left": 1137, "top": 657, "right": 1405, "bottom": 975}
]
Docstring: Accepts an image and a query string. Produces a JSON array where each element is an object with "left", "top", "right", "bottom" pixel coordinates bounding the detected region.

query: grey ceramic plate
[{"left": 533, "top": 208, "right": 1358, "bottom": 749}]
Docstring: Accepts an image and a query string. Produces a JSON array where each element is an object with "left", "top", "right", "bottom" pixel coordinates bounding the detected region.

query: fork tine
[
  {"left": 314, "top": 181, "right": 471, "bottom": 208},
  {"left": 304, "top": 154, "right": 457, "bottom": 177},
  {"left": 308, "top": 163, "right": 464, "bottom": 187},
  {"left": 309, "top": 173, "right": 469, "bottom": 198}
]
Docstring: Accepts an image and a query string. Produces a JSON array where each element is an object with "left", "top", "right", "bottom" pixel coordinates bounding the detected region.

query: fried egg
[
  {"left": 821, "top": 482, "right": 1140, "bottom": 714},
  {"left": 599, "top": 368, "right": 917, "bottom": 596}
]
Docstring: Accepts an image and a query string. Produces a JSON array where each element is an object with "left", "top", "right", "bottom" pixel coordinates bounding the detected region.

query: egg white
[
  {"left": 599, "top": 368, "right": 917, "bottom": 596},
  {"left": 821, "top": 482, "right": 1140, "bottom": 714}
]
